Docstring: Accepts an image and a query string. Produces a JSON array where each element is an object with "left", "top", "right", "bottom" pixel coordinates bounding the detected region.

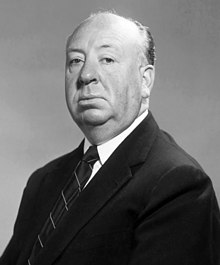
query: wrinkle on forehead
[{"left": 66, "top": 13, "right": 142, "bottom": 51}]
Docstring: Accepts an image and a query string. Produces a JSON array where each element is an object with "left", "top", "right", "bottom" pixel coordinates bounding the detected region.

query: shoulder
[
  {"left": 149, "top": 128, "right": 204, "bottom": 173},
  {"left": 13, "top": 148, "right": 80, "bottom": 228},
  {"left": 135, "top": 125, "right": 213, "bottom": 204},
  {"left": 25, "top": 148, "right": 79, "bottom": 195},
  {"left": 134, "top": 124, "right": 218, "bottom": 217}
]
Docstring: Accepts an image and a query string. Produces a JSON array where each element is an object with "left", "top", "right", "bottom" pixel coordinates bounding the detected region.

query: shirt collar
[{"left": 84, "top": 109, "right": 148, "bottom": 166}]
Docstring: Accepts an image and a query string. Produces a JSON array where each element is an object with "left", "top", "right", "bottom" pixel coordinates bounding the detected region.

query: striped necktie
[{"left": 28, "top": 145, "right": 99, "bottom": 265}]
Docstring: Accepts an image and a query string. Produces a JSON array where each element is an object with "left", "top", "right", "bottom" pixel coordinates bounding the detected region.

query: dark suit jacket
[{"left": 1, "top": 112, "right": 220, "bottom": 265}]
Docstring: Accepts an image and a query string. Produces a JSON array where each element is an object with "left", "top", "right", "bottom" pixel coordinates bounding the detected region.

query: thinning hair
[{"left": 85, "top": 10, "right": 156, "bottom": 65}]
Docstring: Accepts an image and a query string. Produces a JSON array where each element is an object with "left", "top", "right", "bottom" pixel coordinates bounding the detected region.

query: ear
[{"left": 141, "top": 65, "right": 155, "bottom": 99}]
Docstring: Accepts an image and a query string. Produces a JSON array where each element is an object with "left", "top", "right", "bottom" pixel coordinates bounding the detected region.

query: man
[{"left": 1, "top": 11, "right": 220, "bottom": 265}]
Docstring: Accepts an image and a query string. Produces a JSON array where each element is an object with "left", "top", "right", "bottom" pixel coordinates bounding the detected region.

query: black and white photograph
[{"left": 0, "top": 0, "right": 220, "bottom": 264}]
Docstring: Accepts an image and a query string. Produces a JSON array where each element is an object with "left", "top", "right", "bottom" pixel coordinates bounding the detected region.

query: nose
[{"left": 78, "top": 60, "right": 98, "bottom": 86}]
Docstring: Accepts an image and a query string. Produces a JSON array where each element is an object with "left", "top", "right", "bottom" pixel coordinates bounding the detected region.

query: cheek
[
  {"left": 104, "top": 66, "right": 126, "bottom": 89},
  {"left": 102, "top": 67, "right": 120, "bottom": 83},
  {"left": 99, "top": 71, "right": 119, "bottom": 99},
  {"left": 65, "top": 76, "right": 78, "bottom": 101},
  {"left": 128, "top": 67, "right": 142, "bottom": 95},
  {"left": 100, "top": 70, "right": 133, "bottom": 110}
]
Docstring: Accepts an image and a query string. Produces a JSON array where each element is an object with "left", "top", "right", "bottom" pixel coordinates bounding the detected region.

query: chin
[
  {"left": 82, "top": 116, "right": 107, "bottom": 126},
  {"left": 81, "top": 109, "right": 110, "bottom": 126}
]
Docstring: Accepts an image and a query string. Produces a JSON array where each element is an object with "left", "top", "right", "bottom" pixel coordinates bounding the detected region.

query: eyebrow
[
  {"left": 66, "top": 43, "right": 121, "bottom": 54},
  {"left": 99, "top": 44, "right": 114, "bottom": 49},
  {"left": 66, "top": 48, "right": 84, "bottom": 54},
  {"left": 96, "top": 43, "right": 121, "bottom": 53}
]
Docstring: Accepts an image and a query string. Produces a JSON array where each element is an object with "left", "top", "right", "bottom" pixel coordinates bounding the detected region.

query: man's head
[{"left": 65, "top": 11, "right": 155, "bottom": 145}]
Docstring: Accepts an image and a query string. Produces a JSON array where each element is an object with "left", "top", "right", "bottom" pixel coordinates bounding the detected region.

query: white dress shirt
[{"left": 83, "top": 110, "right": 148, "bottom": 187}]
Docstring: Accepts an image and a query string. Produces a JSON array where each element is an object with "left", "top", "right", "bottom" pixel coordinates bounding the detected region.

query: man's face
[{"left": 65, "top": 15, "right": 149, "bottom": 143}]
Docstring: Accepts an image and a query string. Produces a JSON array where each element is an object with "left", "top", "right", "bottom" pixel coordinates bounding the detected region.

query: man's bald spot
[{"left": 66, "top": 12, "right": 146, "bottom": 61}]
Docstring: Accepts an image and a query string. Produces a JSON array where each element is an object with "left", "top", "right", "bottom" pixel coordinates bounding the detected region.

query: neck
[{"left": 82, "top": 109, "right": 149, "bottom": 145}]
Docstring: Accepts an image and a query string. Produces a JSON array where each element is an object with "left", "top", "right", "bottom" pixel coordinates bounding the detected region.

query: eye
[
  {"left": 101, "top": 57, "right": 115, "bottom": 64},
  {"left": 69, "top": 58, "right": 84, "bottom": 66}
]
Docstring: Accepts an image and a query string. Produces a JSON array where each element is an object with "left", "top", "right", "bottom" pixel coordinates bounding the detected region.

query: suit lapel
[{"left": 35, "top": 112, "right": 159, "bottom": 265}]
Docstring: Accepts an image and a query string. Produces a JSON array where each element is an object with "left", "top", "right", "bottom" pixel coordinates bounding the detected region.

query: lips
[
  {"left": 78, "top": 95, "right": 104, "bottom": 107},
  {"left": 79, "top": 95, "right": 98, "bottom": 100}
]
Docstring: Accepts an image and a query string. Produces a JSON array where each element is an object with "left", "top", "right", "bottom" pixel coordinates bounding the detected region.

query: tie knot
[{"left": 82, "top": 145, "right": 99, "bottom": 166}]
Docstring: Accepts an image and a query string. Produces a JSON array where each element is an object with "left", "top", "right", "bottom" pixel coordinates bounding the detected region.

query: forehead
[{"left": 66, "top": 14, "right": 141, "bottom": 52}]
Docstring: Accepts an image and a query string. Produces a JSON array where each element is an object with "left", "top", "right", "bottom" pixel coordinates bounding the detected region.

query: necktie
[{"left": 28, "top": 146, "right": 99, "bottom": 265}]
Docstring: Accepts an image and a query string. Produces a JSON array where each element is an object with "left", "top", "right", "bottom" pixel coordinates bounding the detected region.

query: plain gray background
[{"left": 0, "top": 0, "right": 220, "bottom": 254}]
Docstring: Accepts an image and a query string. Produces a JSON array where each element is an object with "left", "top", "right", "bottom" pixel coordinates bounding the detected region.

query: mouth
[{"left": 78, "top": 96, "right": 104, "bottom": 107}]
